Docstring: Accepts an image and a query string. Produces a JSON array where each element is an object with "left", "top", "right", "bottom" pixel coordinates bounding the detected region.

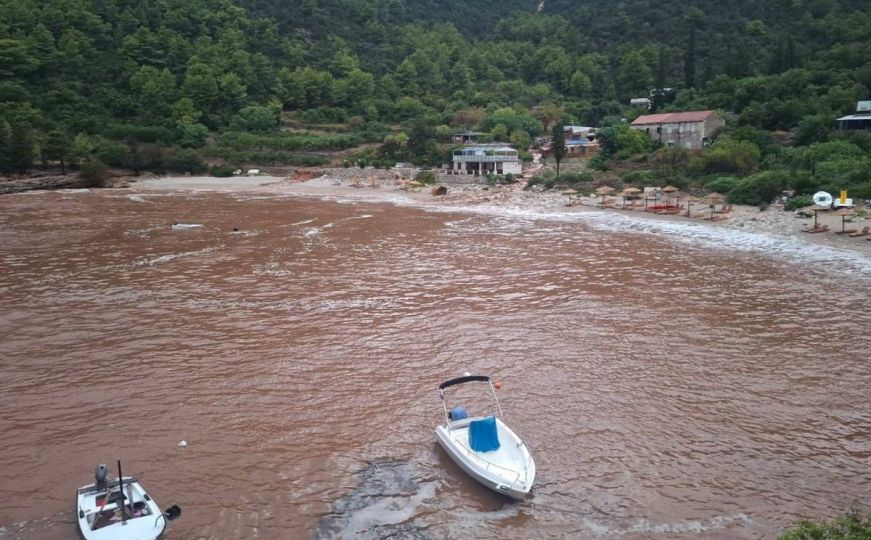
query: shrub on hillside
[
  {"left": 785, "top": 195, "right": 813, "bottom": 210},
  {"left": 697, "top": 138, "right": 761, "bottom": 175},
  {"left": 621, "top": 170, "right": 656, "bottom": 186},
  {"left": 164, "top": 148, "right": 206, "bottom": 173},
  {"left": 559, "top": 171, "right": 596, "bottom": 184},
  {"left": 93, "top": 140, "right": 130, "bottom": 168},
  {"left": 211, "top": 163, "right": 237, "bottom": 177},
  {"left": 705, "top": 176, "right": 741, "bottom": 193},
  {"left": 231, "top": 105, "right": 279, "bottom": 133},
  {"left": 415, "top": 170, "right": 437, "bottom": 185},
  {"left": 727, "top": 171, "right": 788, "bottom": 206}
]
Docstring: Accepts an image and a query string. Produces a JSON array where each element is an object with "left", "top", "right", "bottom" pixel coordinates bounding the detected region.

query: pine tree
[{"left": 551, "top": 122, "right": 566, "bottom": 178}]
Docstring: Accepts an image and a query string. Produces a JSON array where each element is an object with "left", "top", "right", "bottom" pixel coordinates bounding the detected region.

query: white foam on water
[
  {"left": 581, "top": 513, "right": 754, "bottom": 537},
  {"left": 125, "top": 225, "right": 165, "bottom": 237},
  {"left": 135, "top": 245, "right": 224, "bottom": 267},
  {"left": 171, "top": 223, "right": 203, "bottom": 229},
  {"left": 424, "top": 201, "right": 871, "bottom": 278},
  {"left": 289, "top": 218, "right": 317, "bottom": 226}
]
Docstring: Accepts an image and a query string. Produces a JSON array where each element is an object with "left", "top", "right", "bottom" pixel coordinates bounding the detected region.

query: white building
[
  {"left": 836, "top": 101, "right": 871, "bottom": 132},
  {"left": 450, "top": 145, "right": 522, "bottom": 176}
]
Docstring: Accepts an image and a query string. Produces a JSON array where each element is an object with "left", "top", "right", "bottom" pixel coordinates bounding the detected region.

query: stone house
[{"left": 630, "top": 110, "right": 725, "bottom": 149}]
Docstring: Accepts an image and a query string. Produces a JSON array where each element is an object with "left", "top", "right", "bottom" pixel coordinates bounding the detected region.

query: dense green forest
[{"left": 1, "top": 0, "right": 870, "bottom": 200}]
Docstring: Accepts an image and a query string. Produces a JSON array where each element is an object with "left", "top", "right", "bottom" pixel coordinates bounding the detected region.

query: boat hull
[{"left": 435, "top": 418, "right": 534, "bottom": 500}]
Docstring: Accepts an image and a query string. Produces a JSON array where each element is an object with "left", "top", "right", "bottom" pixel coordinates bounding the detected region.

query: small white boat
[
  {"left": 435, "top": 375, "right": 535, "bottom": 499},
  {"left": 76, "top": 462, "right": 181, "bottom": 540}
]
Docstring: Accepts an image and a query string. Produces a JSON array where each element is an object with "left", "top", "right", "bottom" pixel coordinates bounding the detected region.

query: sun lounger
[
  {"left": 835, "top": 228, "right": 858, "bottom": 235},
  {"left": 848, "top": 226, "right": 870, "bottom": 237},
  {"left": 803, "top": 224, "right": 829, "bottom": 233}
]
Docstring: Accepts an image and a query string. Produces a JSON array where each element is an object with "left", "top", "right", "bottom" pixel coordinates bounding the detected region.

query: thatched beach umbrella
[
  {"left": 562, "top": 188, "right": 578, "bottom": 205},
  {"left": 833, "top": 207, "right": 855, "bottom": 232},
  {"left": 810, "top": 205, "right": 829, "bottom": 228},
  {"left": 620, "top": 187, "right": 641, "bottom": 209},
  {"left": 702, "top": 192, "right": 726, "bottom": 220},
  {"left": 595, "top": 185, "right": 615, "bottom": 207},
  {"left": 662, "top": 185, "right": 679, "bottom": 205},
  {"left": 684, "top": 195, "right": 700, "bottom": 217},
  {"left": 644, "top": 189, "right": 661, "bottom": 211}
]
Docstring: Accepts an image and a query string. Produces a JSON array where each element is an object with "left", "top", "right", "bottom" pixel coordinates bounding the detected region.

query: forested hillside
[{"left": 1, "top": 0, "right": 870, "bottom": 198}]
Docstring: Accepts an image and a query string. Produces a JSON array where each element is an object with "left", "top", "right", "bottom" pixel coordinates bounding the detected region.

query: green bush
[
  {"left": 779, "top": 511, "right": 871, "bottom": 539},
  {"left": 851, "top": 182, "right": 871, "bottom": 200},
  {"left": 621, "top": 170, "right": 656, "bottom": 185},
  {"left": 231, "top": 105, "right": 279, "bottom": 133},
  {"left": 164, "top": 148, "right": 206, "bottom": 173},
  {"left": 106, "top": 124, "right": 173, "bottom": 144},
  {"left": 124, "top": 143, "right": 168, "bottom": 172},
  {"left": 93, "top": 140, "right": 130, "bottom": 168},
  {"left": 588, "top": 152, "right": 609, "bottom": 171},
  {"left": 785, "top": 195, "right": 813, "bottom": 210},
  {"left": 705, "top": 176, "right": 741, "bottom": 193},
  {"left": 559, "top": 171, "right": 596, "bottom": 184},
  {"left": 727, "top": 171, "right": 788, "bottom": 206},
  {"left": 177, "top": 122, "right": 209, "bottom": 148},
  {"left": 211, "top": 163, "right": 237, "bottom": 177},
  {"left": 79, "top": 160, "right": 108, "bottom": 187},
  {"left": 415, "top": 170, "right": 437, "bottom": 185},
  {"left": 698, "top": 138, "right": 761, "bottom": 175},
  {"left": 219, "top": 131, "right": 360, "bottom": 151}
]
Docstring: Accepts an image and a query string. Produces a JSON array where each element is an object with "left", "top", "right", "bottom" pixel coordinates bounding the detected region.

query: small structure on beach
[
  {"left": 594, "top": 185, "right": 615, "bottom": 207},
  {"left": 562, "top": 188, "right": 578, "bottom": 206},
  {"left": 702, "top": 192, "right": 726, "bottom": 220}
]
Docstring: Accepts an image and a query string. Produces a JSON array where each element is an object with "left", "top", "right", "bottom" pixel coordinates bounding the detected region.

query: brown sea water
[{"left": 1, "top": 188, "right": 870, "bottom": 539}]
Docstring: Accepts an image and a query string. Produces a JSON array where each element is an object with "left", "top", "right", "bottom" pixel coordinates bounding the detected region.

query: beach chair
[
  {"left": 803, "top": 224, "right": 829, "bottom": 233},
  {"left": 848, "top": 226, "right": 870, "bottom": 237},
  {"left": 835, "top": 228, "right": 859, "bottom": 235}
]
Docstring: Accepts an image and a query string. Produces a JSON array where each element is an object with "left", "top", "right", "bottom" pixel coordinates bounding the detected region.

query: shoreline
[{"left": 129, "top": 171, "right": 871, "bottom": 260}]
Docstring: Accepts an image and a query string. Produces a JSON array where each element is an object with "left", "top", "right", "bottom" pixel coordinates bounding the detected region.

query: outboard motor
[
  {"left": 163, "top": 505, "right": 182, "bottom": 521},
  {"left": 95, "top": 464, "right": 109, "bottom": 490}
]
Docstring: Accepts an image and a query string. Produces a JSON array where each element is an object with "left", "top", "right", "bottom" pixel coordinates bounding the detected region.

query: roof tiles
[{"left": 631, "top": 110, "right": 717, "bottom": 125}]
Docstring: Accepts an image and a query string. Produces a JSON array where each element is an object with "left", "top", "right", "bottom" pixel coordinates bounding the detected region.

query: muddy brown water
[{"left": 0, "top": 189, "right": 870, "bottom": 539}]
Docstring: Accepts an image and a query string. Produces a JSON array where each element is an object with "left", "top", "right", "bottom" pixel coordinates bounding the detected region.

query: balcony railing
[{"left": 452, "top": 155, "right": 519, "bottom": 163}]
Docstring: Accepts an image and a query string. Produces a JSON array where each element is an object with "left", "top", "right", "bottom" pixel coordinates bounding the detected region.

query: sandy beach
[{"left": 131, "top": 170, "right": 871, "bottom": 259}]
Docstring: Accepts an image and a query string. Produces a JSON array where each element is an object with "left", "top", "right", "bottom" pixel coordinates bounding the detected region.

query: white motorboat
[
  {"left": 435, "top": 375, "right": 535, "bottom": 499},
  {"left": 76, "top": 461, "right": 181, "bottom": 540}
]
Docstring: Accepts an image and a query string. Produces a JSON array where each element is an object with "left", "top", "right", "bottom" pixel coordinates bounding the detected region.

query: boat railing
[{"left": 451, "top": 435, "right": 523, "bottom": 484}]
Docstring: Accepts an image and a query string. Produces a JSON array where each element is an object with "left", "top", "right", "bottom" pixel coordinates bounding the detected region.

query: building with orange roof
[{"left": 630, "top": 110, "right": 725, "bottom": 150}]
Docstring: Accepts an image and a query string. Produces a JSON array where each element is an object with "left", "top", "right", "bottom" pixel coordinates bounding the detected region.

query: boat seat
[
  {"left": 469, "top": 416, "right": 500, "bottom": 452},
  {"left": 449, "top": 406, "right": 468, "bottom": 421}
]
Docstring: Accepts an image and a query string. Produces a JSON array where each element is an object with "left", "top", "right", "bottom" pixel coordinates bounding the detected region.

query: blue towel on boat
[{"left": 469, "top": 416, "right": 500, "bottom": 452}]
